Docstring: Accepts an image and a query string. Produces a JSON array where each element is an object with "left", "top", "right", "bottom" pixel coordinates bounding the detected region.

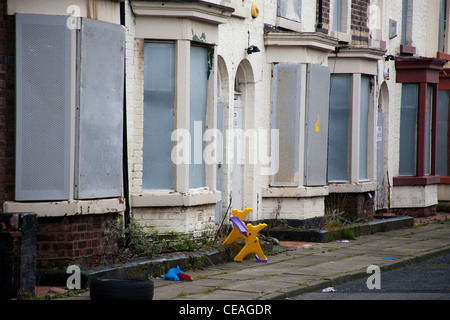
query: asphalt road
[{"left": 291, "top": 253, "right": 450, "bottom": 300}]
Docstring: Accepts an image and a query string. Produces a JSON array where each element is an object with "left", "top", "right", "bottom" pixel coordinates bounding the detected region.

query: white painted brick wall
[
  {"left": 391, "top": 185, "right": 438, "bottom": 208},
  {"left": 261, "top": 197, "right": 325, "bottom": 221},
  {"left": 123, "top": 1, "right": 144, "bottom": 195},
  {"left": 133, "top": 204, "right": 216, "bottom": 235}
]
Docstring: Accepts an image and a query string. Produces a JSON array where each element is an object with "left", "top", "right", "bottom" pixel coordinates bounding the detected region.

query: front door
[
  {"left": 215, "top": 97, "right": 224, "bottom": 225},
  {"left": 232, "top": 95, "right": 244, "bottom": 211}
]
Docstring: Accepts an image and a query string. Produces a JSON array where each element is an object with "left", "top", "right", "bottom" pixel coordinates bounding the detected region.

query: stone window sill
[
  {"left": 393, "top": 175, "right": 440, "bottom": 186},
  {"left": 131, "top": 189, "right": 221, "bottom": 207}
]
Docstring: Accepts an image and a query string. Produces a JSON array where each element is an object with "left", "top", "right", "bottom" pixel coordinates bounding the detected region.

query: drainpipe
[
  {"left": 317, "top": 0, "right": 323, "bottom": 31},
  {"left": 120, "top": 1, "right": 131, "bottom": 247}
]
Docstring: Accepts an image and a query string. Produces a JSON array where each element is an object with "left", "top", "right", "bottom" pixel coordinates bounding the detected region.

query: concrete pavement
[{"left": 59, "top": 218, "right": 450, "bottom": 300}]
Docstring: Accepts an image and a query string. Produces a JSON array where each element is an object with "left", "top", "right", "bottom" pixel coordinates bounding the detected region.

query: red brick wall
[
  {"left": 317, "top": 0, "right": 370, "bottom": 46},
  {"left": 0, "top": 0, "right": 15, "bottom": 211},
  {"left": 37, "top": 213, "right": 120, "bottom": 270}
]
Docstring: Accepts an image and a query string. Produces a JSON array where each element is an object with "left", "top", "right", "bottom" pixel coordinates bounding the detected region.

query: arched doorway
[{"left": 232, "top": 60, "right": 256, "bottom": 215}]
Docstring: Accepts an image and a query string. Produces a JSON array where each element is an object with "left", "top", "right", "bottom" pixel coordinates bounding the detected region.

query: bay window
[{"left": 394, "top": 57, "right": 446, "bottom": 186}]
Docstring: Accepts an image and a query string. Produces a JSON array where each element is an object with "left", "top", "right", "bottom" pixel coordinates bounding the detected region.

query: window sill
[
  {"left": 276, "top": 16, "right": 302, "bottom": 33},
  {"left": 262, "top": 186, "right": 328, "bottom": 198},
  {"left": 400, "top": 44, "right": 416, "bottom": 55},
  {"left": 329, "top": 30, "right": 351, "bottom": 43},
  {"left": 393, "top": 175, "right": 440, "bottom": 186},
  {"left": 437, "top": 52, "right": 450, "bottom": 61},
  {"left": 2, "top": 197, "right": 126, "bottom": 217},
  {"left": 439, "top": 176, "right": 450, "bottom": 184},
  {"left": 131, "top": 188, "right": 221, "bottom": 207},
  {"left": 328, "top": 181, "right": 378, "bottom": 193}
]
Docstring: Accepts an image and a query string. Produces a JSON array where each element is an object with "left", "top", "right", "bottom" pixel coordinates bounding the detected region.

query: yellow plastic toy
[{"left": 222, "top": 208, "right": 268, "bottom": 262}]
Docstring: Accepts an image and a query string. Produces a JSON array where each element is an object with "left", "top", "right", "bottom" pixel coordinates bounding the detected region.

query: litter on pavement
[{"left": 163, "top": 266, "right": 193, "bottom": 281}]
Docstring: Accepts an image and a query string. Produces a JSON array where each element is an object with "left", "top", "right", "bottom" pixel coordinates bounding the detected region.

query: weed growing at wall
[{"left": 102, "top": 218, "right": 214, "bottom": 264}]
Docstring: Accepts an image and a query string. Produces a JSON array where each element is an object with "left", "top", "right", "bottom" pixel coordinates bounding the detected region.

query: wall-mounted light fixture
[
  {"left": 383, "top": 55, "right": 395, "bottom": 80},
  {"left": 385, "top": 54, "right": 396, "bottom": 61},
  {"left": 246, "top": 30, "right": 260, "bottom": 55},
  {"left": 246, "top": 45, "right": 260, "bottom": 54}
]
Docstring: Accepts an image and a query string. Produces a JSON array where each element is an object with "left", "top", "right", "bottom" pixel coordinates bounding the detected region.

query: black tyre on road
[{"left": 89, "top": 278, "right": 154, "bottom": 300}]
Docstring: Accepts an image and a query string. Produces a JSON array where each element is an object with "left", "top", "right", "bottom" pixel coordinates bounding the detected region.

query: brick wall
[
  {"left": 0, "top": 0, "right": 15, "bottom": 211},
  {"left": 36, "top": 213, "right": 120, "bottom": 270},
  {"left": 316, "top": 0, "right": 370, "bottom": 45},
  {"left": 133, "top": 204, "right": 216, "bottom": 236},
  {"left": 261, "top": 197, "right": 325, "bottom": 222},
  {"left": 351, "top": 0, "right": 370, "bottom": 45}
]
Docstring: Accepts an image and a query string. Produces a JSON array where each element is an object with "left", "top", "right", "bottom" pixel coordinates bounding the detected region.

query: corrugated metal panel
[
  {"left": 304, "top": 64, "right": 330, "bottom": 186},
  {"left": 271, "top": 64, "right": 301, "bottom": 187},
  {"left": 75, "top": 18, "right": 125, "bottom": 199},
  {"left": 15, "top": 14, "right": 71, "bottom": 201}
]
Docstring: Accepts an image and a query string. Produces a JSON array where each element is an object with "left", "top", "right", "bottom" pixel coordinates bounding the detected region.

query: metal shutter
[
  {"left": 75, "top": 18, "right": 125, "bottom": 199},
  {"left": 15, "top": 14, "right": 71, "bottom": 201},
  {"left": 271, "top": 64, "right": 301, "bottom": 187},
  {"left": 304, "top": 64, "right": 330, "bottom": 186}
]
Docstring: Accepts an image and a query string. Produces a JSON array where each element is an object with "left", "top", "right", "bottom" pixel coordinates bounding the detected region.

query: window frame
[
  {"left": 328, "top": 73, "right": 352, "bottom": 183},
  {"left": 327, "top": 72, "right": 376, "bottom": 184},
  {"left": 142, "top": 40, "right": 214, "bottom": 193},
  {"left": 329, "top": 0, "right": 351, "bottom": 42},
  {"left": 399, "top": 83, "right": 419, "bottom": 176},
  {"left": 396, "top": 82, "right": 438, "bottom": 183},
  {"left": 400, "top": 0, "right": 416, "bottom": 55},
  {"left": 332, "top": 0, "right": 342, "bottom": 32},
  {"left": 189, "top": 44, "right": 210, "bottom": 189},
  {"left": 142, "top": 41, "right": 176, "bottom": 191},
  {"left": 438, "top": 0, "right": 448, "bottom": 53},
  {"left": 277, "top": 0, "right": 302, "bottom": 23}
]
